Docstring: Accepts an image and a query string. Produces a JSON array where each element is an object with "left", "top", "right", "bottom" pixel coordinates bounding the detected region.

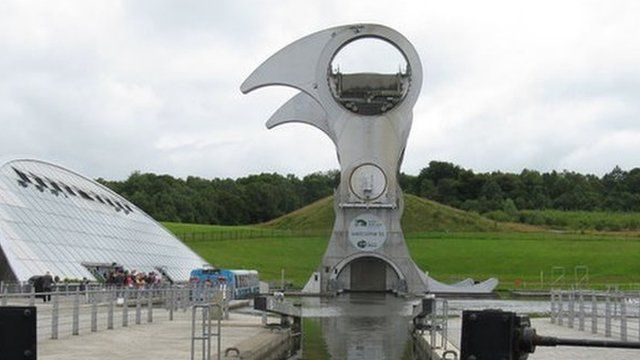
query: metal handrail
[
  {"left": 0, "top": 284, "right": 230, "bottom": 341},
  {"left": 551, "top": 288, "right": 640, "bottom": 342}
]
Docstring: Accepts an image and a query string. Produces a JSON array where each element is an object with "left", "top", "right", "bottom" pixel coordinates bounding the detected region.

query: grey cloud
[{"left": 0, "top": 0, "right": 639, "bottom": 181}]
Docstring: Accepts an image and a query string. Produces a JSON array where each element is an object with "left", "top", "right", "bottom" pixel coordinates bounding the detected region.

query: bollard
[
  {"left": 123, "top": 289, "right": 129, "bottom": 327},
  {"left": 72, "top": 289, "right": 80, "bottom": 335},
  {"left": 91, "top": 291, "right": 98, "bottom": 332},
  {"left": 191, "top": 305, "right": 197, "bottom": 360},
  {"left": 216, "top": 305, "right": 222, "bottom": 360},
  {"left": 169, "top": 288, "right": 175, "bottom": 321},
  {"left": 620, "top": 294, "right": 627, "bottom": 341},
  {"left": 147, "top": 288, "right": 153, "bottom": 323},
  {"left": 636, "top": 294, "right": 640, "bottom": 342},
  {"left": 568, "top": 291, "right": 575, "bottom": 329},
  {"left": 108, "top": 290, "right": 114, "bottom": 330},
  {"left": 29, "top": 290, "right": 35, "bottom": 306},
  {"left": 166, "top": 286, "right": 171, "bottom": 310},
  {"left": 591, "top": 292, "right": 597, "bottom": 334},
  {"left": 1, "top": 287, "right": 7, "bottom": 306},
  {"left": 578, "top": 291, "right": 585, "bottom": 331},
  {"left": 558, "top": 291, "right": 564, "bottom": 326},
  {"left": 224, "top": 289, "right": 230, "bottom": 320},
  {"left": 605, "top": 294, "right": 612, "bottom": 337},
  {"left": 179, "top": 288, "right": 185, "bottom": 311},
  {"left": 135, "top": 290, "right": 142, "bottom": 325},
  {"left": 442, "top": 300, "right": 449, "bottom": 350},
  {"left": 550, "top": 290, "right": 556, "bottom": 324},
  {"left": 51, "top": 292, "right": 59, "bottom": 339}
]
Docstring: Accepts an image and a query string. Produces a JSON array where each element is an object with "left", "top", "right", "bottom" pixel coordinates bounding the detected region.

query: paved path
[
  {"left": 530, "top": 319, "right": 640, "bottom": 359},
  {"left": 39, "top": 310, "right": 266, "bottom": 360}
]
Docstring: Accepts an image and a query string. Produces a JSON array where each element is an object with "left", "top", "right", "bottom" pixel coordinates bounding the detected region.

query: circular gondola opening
[{"left": 329, "top": 37, "right": 410, "bottom": 116}]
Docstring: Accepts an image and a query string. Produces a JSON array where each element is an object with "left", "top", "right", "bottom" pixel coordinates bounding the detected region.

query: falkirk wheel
[{"left": 241, "top": 24, "right": 498, "bottom": 295}]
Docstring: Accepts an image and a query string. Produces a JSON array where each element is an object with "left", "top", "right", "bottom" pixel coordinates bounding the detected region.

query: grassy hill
[
  {"left": 261, "top": 194, "right": 505, "bottom": 233},
  {"left": 259, "top": 196, "right": 335, "bottom": 232},
  {"left": 401, "top": 194, "right": 502, "bottom": 233},
  {"left": 164, "top": 196, "right": 640, "bottom": 289}
]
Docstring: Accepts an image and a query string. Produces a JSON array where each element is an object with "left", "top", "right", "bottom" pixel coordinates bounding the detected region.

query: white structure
[
  {"left": 0, "top": 158, "right": 207, "bottom": 282},
  {"left": 242, "top": 24, "right": 497, "bottom": 295}
]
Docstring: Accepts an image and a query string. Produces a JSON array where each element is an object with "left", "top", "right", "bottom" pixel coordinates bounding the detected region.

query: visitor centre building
[{"left": 0, "top": 158, "right": 207, "bottom": 283}]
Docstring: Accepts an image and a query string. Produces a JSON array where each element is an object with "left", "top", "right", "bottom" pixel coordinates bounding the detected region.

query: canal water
[
  {"left": 300, "top": 293, "right": 414, "bottom": 359},
  {"left": 297, "top": 294, "right": 550, "bottom": 359}
]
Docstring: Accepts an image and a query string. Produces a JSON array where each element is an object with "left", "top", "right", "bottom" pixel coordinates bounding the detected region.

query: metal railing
[
  {"left": 551, "top": 289, "right": 640, "bottom": 341},
  {"left": 413, "top": 296, "right": 451, "bottom": 351},
  {"left": 174, "top": 229, "right": 514, "bottom": 243},
  {"left": 0, "top": 281, "right": 110, "bottom": 295},
  {"left": 0, "top": 284, "right": 230, "bottom": 341},
  {"left": 191, "top": 289, "right": 226, "bottom": 360},
  {"left": 176, "top": 229, "right": 331, "bottom": 242}
]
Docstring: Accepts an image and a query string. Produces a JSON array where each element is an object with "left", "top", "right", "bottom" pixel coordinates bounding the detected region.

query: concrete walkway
[
  {"left": 530, "top": 318, "right": 640, "bottom": 359},
  {"left": 39, "top": 310, "right": 267, "bottom": 360},
  {"left": 445, "top": 317, "right": 640, "bottom": 359}
]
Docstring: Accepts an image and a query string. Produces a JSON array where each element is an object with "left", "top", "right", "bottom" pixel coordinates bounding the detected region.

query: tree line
[
  {"left": 401, "top": 162, "right": 640, "bottom": 214},
  {"left": 97, "top": 171, "right": 339, "bottom": 225},
  {"left": 97, "top": 161, "right": 640, "bottom": 225}
]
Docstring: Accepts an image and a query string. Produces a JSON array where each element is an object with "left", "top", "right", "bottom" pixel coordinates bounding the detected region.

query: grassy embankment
[
  {"left": 163, "top": 195, "right": 640, "bottom": 290},
  {"left": 502, "top": 209, "right": 640, "bottom": 232}
]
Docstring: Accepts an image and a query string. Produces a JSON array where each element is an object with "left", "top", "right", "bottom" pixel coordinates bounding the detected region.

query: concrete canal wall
[
  {"left": 411, "top": 331, "right": 459, "bottom": 360},
  {"left": 222, "top": 327, "right": 295, "bottom": 360}
]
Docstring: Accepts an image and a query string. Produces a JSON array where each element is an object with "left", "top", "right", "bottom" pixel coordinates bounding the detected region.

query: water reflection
[
  {"left": 298, "top": 294, "right": 551, "bottom": 359},
  {"left": 301, "top": 293, "right": 413, "bottom": 359}
]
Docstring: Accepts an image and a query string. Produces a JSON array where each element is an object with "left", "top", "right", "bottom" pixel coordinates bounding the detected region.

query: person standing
[
  {"left": 41, "top": 271, "right": 54, "bottom": 302},
  {"left": 32, "top": 276, "right": 44, "bottom": 301}
]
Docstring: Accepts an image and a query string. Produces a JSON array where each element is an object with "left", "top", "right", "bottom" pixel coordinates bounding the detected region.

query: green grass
[
  {"left": 263, "top": 194, "right": 507, "bottom": 233},
  {"left": 181, "top": 235, "right": 327, "bottom": 286},
  {"left": 401, "top": 194, "right": 503, "bottom": 233},
  {"left": 167, "top": 223, "right": 640, "bottom": 289},
  {"left": 406, "top": 232, "right": 640, "bottom": 288},
  {"left": 260, "top": 197, "right": 335, "bottom": 232},
  {"left": 512, "top": 210, "right": 640, "bottom": 231},
  {"left": 264, "top": 194, "right": 640, "bottom": 233},
  {"left": 164, "top": 197, "right": 640, "bottom": 290}
]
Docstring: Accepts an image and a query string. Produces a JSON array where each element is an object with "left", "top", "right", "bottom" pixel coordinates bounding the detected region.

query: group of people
[
  {"left": 105, "top": 269, "right": 163, "bottom": 288},
  {"left": 28, "top": 268, "right": 164, "bottom": 303}
]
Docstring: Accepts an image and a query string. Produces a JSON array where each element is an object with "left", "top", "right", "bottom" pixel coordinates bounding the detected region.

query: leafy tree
[{"left": 96, "top": 161, "right": 640, "bottom": 226}]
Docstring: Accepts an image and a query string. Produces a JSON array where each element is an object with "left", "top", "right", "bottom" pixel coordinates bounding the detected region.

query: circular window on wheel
[{"left": 349, "top": 163, "right": 387, "bottom": 201}]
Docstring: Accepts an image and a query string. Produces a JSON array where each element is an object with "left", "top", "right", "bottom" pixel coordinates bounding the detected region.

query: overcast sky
[{"left": 1, "top": 1, "right": 639, "bottom": 180}]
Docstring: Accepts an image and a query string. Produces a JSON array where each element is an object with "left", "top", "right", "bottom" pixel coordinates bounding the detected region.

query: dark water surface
[
  {"left": 300, "top": 293, "right": 414, "bottom": 359},
  {"left": 297, "top": 294, "right": 550, "bottom": 359}
]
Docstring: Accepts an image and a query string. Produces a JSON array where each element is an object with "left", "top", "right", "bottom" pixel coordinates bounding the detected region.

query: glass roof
[{"left": 0, "top": 159, "right": 208, "bottom": 282}]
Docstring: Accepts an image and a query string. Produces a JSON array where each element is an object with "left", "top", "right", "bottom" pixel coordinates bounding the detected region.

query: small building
[{"left": 0, "top": 158, "right": 208, "bottom": 283}]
